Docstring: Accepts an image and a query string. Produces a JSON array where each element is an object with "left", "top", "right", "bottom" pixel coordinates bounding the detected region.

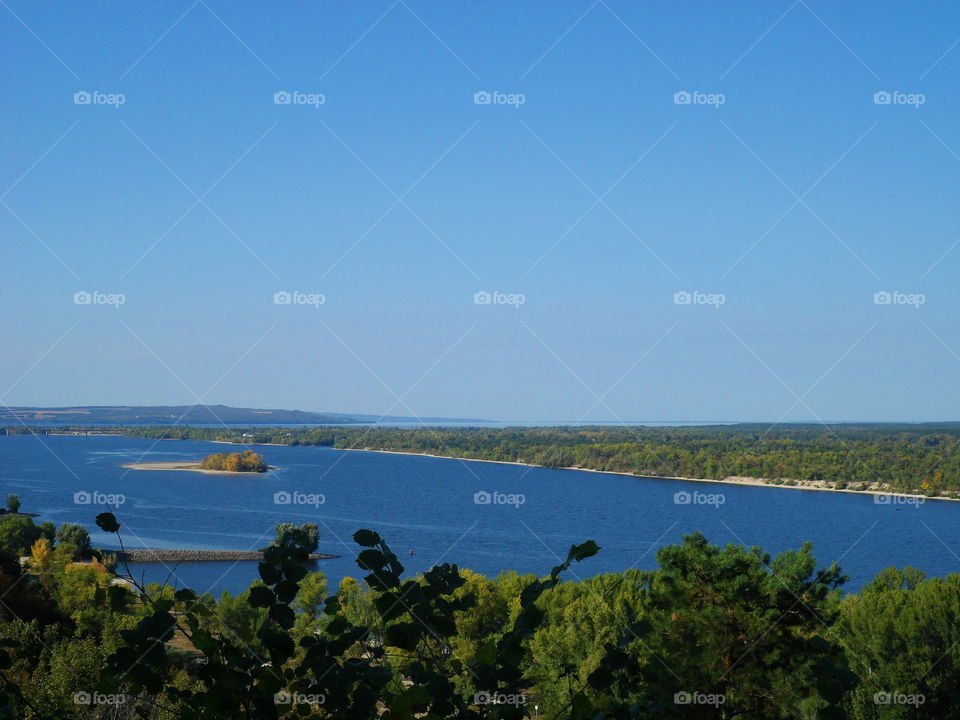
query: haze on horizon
[{"left": 3, "top": 1, "right": 960, "bottom": 424}]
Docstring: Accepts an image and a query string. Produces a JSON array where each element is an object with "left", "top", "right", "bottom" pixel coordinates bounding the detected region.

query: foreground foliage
[{"left": 1, "top": 511, "right": 957, "bottom": 718}]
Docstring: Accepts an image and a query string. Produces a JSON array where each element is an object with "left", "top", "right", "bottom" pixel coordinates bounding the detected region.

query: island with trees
[
  {"left": 123, "top": 449, "right": 270, "bottom": 474},
  {"left": 200, "top": 449, "right": 268, "bottom": 472}
]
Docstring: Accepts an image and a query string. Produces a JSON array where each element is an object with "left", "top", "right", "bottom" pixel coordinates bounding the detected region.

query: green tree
[
  {"left": 266, "top": 522, "right": 319, "bottom": 554},
  {"left": 590, "top": 533, "right": 856, "bottom": 719},
  {"left": 0, "top": 515, "right": 41, "bottom": 555},
  {"left": 38, "top": 521, "right": 56, "bottom": 543},
  {"left": 838, "top": 568, "right": 960, "bottom": 719},
  {"left": 5, "top": 494, "right": 20, "bottom": 514},
  {"left": 54, "top": 523, "right": 92, "bottom": 559}
]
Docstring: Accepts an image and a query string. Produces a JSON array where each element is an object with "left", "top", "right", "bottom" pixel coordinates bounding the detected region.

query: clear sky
[{"left": 2, "top": 1, "right": 959, "bottom": 422}]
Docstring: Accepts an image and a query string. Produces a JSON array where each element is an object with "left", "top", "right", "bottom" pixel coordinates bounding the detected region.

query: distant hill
[{"left": 0, "top": 405, "right": 492, "bottom": 426}]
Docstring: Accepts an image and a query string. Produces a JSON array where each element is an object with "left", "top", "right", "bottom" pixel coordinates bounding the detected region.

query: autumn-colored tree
[
  {"left": 222, "top": 453, "right": 241, "bottom": 472},
  {"left": 29, "top": 537, "right": 52, "bottom": 574}
]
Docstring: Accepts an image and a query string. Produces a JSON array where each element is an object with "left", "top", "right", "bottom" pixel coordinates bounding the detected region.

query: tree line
[{"left": 41, "top": 423, "right": 960, "bottom": 497}]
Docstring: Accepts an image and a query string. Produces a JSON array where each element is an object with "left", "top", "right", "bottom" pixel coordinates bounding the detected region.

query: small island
[{"left": 124, "top": 450, "right": 271, "bottom": 475}]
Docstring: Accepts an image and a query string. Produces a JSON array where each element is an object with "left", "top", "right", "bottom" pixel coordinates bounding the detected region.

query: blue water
[{"left": 3, "top": 434, "right": 959, "bottom": 596}]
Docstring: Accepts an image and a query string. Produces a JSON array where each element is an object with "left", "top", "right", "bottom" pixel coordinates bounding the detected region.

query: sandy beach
[
  {"left": 122, "top": 461, "right": 270, "bottom": 476},
  {"left": 338, "top": 447, "right": 957, "bottom": 503}
]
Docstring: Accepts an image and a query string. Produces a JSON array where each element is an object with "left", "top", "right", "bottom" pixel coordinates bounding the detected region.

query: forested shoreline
[{"left": 13, "top": 423, "right": 960, "bottom": 497}]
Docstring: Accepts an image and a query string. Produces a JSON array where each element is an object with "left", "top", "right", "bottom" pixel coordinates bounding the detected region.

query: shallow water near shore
[{"left": 4, "top": 434, "right": 960, "bottom": 595}]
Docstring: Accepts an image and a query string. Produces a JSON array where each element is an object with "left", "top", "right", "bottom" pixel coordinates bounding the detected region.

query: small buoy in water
[{"left": 409, "top": 549, "right": 414, "bottom": 556}]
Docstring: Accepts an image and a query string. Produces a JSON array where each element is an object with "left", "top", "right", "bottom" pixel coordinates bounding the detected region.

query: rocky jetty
[{"left": 115, "top": 549, "right": 337, "bottom": 562}]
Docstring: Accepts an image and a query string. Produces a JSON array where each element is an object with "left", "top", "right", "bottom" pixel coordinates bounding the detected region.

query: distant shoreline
[
  {"left": 339, "top": 447, "right": 958, "bottom": 503},
  {"left": 122, "top": 461, "right": 273, "bottom": 475}
]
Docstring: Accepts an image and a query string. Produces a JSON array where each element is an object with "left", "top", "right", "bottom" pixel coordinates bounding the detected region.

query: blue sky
[{"left": 3, "top": 0, "right": 960, "bottom": 422}]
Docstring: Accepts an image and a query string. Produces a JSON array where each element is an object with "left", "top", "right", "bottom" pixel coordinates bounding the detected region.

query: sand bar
[{"left": 122, "top": 461, "right": 271, "bottom": 475}]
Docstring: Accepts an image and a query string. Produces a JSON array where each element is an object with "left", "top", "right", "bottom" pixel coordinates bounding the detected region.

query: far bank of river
[{"left": 339, "top": 447, "right": 956, "bottom": 503}]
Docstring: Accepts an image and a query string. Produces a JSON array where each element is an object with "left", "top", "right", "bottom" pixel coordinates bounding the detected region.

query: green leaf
[
  {"left": 353, "top": 529, "right": 382, "bottom": 547},
  {"left": 95, "top": 512, "right": 120, "bottom": 533},
  {"left": 248, "top": 586, "right": 275, "bottom": 608},
  {"left": 567, "top": 540, "right": 601, "bottom": 564},
  {"left": 384, "top": 622, "right": 421, "bottom": 651},
  {"left": 274, "top": 579, "right": 300, "bottom": 604},
  {"left": 281, "top": 561, "right": 308, "bottom": 583},
  {"left": 174, "top": 588, "right": 196, "bottom": 603},
  {"left": 258, "top": 563, "right": 282, "bottom": 585},
  {"left": 364, "top": 571, "right": 399, "bottom": 592},
  {"left": 357, "top": 548, "right": 385, "bottom": 571},
  {"left": 269, "top": 603, "right": 296, "bottom": 629}
]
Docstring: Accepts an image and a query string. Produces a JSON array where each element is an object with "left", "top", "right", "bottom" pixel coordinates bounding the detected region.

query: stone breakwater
[{"left": 115, "top": 549, "right": 338, "bottom": 562}]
